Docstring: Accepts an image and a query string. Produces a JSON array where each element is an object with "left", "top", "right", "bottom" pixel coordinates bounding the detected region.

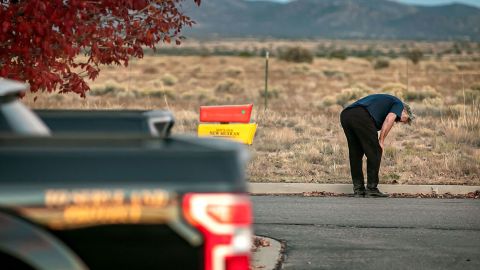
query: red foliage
[{"left": 0, "top": 0, "right": 201, "bottom": 97}]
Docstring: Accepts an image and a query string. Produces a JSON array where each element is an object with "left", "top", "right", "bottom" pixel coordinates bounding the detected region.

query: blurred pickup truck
[
  {"left": 0, "top": 78, "right": 253, "bottom": 270},
  {"left": 34, "top": 109, "right": 175, "bottom": 137},
  {"left": 1, "top": 109, "right": 174, "bottom": 137}
]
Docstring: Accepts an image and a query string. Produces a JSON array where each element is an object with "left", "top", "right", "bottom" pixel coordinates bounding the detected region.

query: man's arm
[{"left": 378, "top": 112, "right": 397, "bottom": 151}]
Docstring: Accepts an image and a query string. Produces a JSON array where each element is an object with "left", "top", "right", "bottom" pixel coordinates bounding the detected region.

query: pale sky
[{"left": 256, "top": 0, "right": 480, "bottom": 8}]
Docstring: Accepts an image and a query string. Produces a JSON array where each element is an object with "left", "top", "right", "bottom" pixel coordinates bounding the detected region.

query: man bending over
[{"left": 340, "top": 94, "right": 414, "bottom": 197}]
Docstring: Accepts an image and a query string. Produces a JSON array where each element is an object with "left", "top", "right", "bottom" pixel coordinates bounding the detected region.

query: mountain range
[{"left": 182, "top": 0, "right": 480, "bottom": 40}]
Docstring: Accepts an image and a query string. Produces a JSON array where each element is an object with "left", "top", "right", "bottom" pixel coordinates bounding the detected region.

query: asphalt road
[{"left": 252, "top": 196, "right": 480, "bottom": 270}]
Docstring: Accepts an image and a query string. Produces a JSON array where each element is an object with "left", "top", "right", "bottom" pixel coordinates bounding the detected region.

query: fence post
[
  {"left": 406, "top": 58, "right": 409, "bottom": 92},
  {"left": 264, "top": 51, "right": 269, "bottom": 112}
]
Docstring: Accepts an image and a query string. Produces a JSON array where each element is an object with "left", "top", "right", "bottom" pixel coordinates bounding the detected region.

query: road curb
[
  {"left": 251, "top": 235, "right": 283, "bottom": 270},
  {"left": 249, "top": 183, "right": 480, "bottom": 195}
]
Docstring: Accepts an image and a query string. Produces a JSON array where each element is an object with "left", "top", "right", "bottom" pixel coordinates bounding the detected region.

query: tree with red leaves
[{"left": 0, "top": 0, "right": 201, "bottom": 97}]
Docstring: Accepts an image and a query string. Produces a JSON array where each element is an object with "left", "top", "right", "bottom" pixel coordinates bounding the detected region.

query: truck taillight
[{"left": 183, "top": 193, "right": 253, "bottom": 270}]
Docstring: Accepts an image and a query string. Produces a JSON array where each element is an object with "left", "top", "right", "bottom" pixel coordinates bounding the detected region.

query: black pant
[{"left": 340, "top": 107, "right": 382, "bottom": 192}]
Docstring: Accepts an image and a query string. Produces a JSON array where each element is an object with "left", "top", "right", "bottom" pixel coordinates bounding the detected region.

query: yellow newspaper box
[{"left": 198, "top": 123, "right": 257, "bottom": 145}]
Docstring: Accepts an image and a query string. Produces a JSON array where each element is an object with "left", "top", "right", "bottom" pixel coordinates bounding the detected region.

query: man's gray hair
[{"left": 403, "top": 103, "right": 415, "bottom": 124}]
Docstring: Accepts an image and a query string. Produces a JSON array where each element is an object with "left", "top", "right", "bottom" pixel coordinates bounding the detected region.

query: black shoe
[
  {"left": 351, "top": 190, "right": 365, "bottom": 198},
  {"left": 365, "top": 189, "right": 388, "bottom": 198}
]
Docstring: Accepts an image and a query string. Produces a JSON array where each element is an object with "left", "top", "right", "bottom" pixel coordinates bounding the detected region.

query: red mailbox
[{"left": 199, "top": 104, "right": 253, "bottom": 123}]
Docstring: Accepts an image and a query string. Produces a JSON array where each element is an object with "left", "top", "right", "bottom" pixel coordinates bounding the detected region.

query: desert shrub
[
  {"left": 161, "top": 73, "right": 178, "bottom": 86},
  {"left": 447, "top": 104, "right": 464, "bottom": 118},
  {"left": 325, "top": 104, "right": 343, "bottom": 115},
  {"left": 455, "top": 63, "right": 472, "bottom": 71},
  {"left": 328, "top": 49, "right": 347, "bottom": 60},
  {"left": 383, "top": 147, "right": 398, "bottom": 164},
  {"left": 189, "top": 65, "right": 203, "bottom": 75},
  {"left": 289, "top": 64, "right": 310, "bottom": 74},
  {"left": 318, "top": 143, "right": 343, "bottom": 157},
  {"left": 422, "top": 97, "right": 444, "bottom": 107},
  {"left": 148, "top": 78, "right": 164, "bottom": 89},
  {"left": 406, "top": 49, "right": 423, "bottom": 65},
  {"left": 306, "top": 149, "right": 326, "bottom": 165},
  {"left": 451, "top": 43, "right": 463, "bottom": 54},
  {"left": 238, "top": 51, "right": 256, "bottom": 57},
  {"left": 215, "top": 79, "right": 244, "bottom": 94},
  {"left": 225, "top": 66, "right": 244, "bottom": 77},
  {"left": 323, "top": 70, "right": 346, "bottom": 79},
  {"left": 382, "top": 84, "right": 438, "bottom": 102},
  {"left": 259, "top": 88, "right": 281, "bottom": 99},
  {"left": 89, "top": 80, "right": 125, "bottom": 96},
  {"left": 315, "top": 46, "right": 401, "bottom": 59},
  {"left": 382, "top": 172, "right": 401, "bottom": 183},
  {"left": 381, "top": 83, "right": 407, "bottom": 98},
  {"left": 179, "top": 90, "right": 196, "bottom": 100},
  {"left": 456, "top": 89, "right": 480, "bottom": 104},
  {"left": 470, "top": 84, "right": 480, "bottom": 91},
  {"left": 413, "top": 98, "right": 446, "bottom": 117},
  {"left": 335, "top": 84, "right": 373, "bottom": 107},
  {"left": 141, "top": 88, "right": 176, "bottom": 99},
  {"left": 278, "top": 46, "right": 314, "bottom": 63},
  {"left": 374, "top": 58, "right": 390, "bottom": 69},
  {"left": 143, "top": 66, "right": 158, "bottom": 74},
  {"left": 403, "top": 86, "right": 439, "bottom": 101},
  {"left": 315, "top": 44, "right": 329, "bottom": 58},
  {"left": 321, "top": 95, "right": 336, "bottom": 107}
]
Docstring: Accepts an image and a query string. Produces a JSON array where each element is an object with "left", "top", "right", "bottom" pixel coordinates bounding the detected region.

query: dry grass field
[{"left": 26, "top": 40, "right": 480, "bottom": 185}]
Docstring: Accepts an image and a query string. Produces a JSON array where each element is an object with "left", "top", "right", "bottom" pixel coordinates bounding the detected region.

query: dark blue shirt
[{"left": 346, "top": 94, "right": 404, "bottom": 130}]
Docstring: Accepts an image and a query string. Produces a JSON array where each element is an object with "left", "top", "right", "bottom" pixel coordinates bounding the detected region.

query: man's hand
[{"left": 379, "top": 140, "right": 385, "bottom": 152}]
